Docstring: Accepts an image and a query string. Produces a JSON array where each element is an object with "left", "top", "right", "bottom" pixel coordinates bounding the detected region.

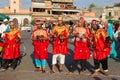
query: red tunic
[
  {"left": 0, "top": 29, "right": 21, "bottom": 59},
  {"left": 31, "top": 28, "right": 49, "bottom": 60},
  {"left": 73, "top": 26, "right": 90, "bottom": 60},
  {"left": 51, "top": 26, "right": 69, "bottom": 55},
  {"left": 93, "top": 28, "right": 111, "bottom": 60}
]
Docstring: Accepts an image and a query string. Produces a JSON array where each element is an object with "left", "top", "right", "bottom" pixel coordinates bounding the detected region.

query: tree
[
  {"left": 30, "top": 18, "right": 36, "bottom": 25},
  {"left": 88, "top": 3, "right": 96, "bottom": 11}
]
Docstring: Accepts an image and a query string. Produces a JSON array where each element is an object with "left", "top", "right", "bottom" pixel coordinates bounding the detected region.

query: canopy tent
[{"left": 0, "top": 13, "right": 10, "bottom": 21}]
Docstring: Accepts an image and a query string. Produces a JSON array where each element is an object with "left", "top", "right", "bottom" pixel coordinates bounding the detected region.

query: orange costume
[
  {"left": 51, "top": 25, "right": 69, "bottom": 55},
  {"left": 73, "top": 26, "right": 90, "bottom": 60},
  {"left": 92, "top": 28, "right": 111, "bottom": 60},
  {"left": 31, "top": 28, "right": 49, "bottom": 60},
  {"left": 0, "top": 29, "right": 21, "bottom": 59}
]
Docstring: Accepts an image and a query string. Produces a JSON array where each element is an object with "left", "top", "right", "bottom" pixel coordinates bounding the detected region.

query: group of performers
[
  {"left": 31, "top": 16, "right": 116, "bottom": 76},
  {"left": 0, "top": 16, "right": 119, "bottom": 77}
]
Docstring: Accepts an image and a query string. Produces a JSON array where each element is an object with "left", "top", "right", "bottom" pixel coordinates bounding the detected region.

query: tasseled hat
[
  {"left": 35, "top": 19, "right": 42, "bottom": 24},
  {"left": 92, "top": 19, "right": 98, "bottom": 25},
  {"left": 79, "top": 17, "right": 84, "bottom": 21}
]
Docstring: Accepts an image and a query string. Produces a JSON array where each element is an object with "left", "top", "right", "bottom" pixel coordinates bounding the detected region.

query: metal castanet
[
  {"left": 53, "top": 32, "right": 58, "bottom": 41},
  {"left": 59, "top": 34, "right": 64, "bottom": 42},
  {"left": 36, "top": 35, "right": 44, "bottom": 42}
]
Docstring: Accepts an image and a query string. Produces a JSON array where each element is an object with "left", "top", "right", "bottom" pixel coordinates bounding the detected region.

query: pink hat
[
  {"left": 79, "top": 17, "right": 84, "bottom": 21},
  {"left": 92, "top": 19, "right": 97, "bottom": 25}
]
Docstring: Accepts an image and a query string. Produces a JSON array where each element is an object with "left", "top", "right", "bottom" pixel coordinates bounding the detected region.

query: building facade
[
  {"left": 91, "top": 4, "right": 120, "bottom": 20},
  {"left": 0, "top": 0, "right": 31, "bottom": 28},
  {"left": 105, "top": 6, "right": 120, "bottom": 20},
  {"left": 31, "top": 0, "right": 79, "bottom": 21}
]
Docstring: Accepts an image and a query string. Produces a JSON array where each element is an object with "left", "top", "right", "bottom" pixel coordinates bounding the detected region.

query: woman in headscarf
[{"left": 107, "top": 20, "right": 117, "bottom": 58}]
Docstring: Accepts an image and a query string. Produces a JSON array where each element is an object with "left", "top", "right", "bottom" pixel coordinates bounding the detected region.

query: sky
[{"left": 0, "top": 0, "right": 120, "bottom": 9}]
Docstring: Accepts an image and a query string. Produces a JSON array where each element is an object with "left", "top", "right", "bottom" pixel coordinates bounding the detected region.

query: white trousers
[{"left": 52, "top": 54, "right": 65, "bottom": 65}]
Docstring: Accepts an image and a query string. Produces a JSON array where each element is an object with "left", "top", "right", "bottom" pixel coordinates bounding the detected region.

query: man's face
[
  {"left": 4, "top": 21, "right": 8, "bottom": 25},
  {"left": 58, "top": 20, "right": 62, "bottom": 26},
  {"left": 10, "top": 25, "right": 14, "bottom": 29},
  {"left": 78, "top": 20, "right": 84, "bottom": 27},
  {"left": 118, "top": 27, "right": 120, "bottom": 30},
  {"left": 92, "top": 24, "right": 97, "bottom": 30},
  {"left": 37, "top": 24, "right": 42, "bottom": 29}
]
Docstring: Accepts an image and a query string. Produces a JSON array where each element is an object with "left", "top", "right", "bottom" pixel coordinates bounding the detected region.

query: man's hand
[
  {"left": 15, "top": 36, "right": 20, "bottom": 43},
  {"left": 59, "top": 34, "right": 64, "bottom": 42},
  {"left": 1, "top": 38, "right": 6, "bottom": 44},
  {"left": 53, "top": 32, "right": 58, "bottom": 41},
  {"left": 36, "top": 35, "right": 44, "bottom": 42}
]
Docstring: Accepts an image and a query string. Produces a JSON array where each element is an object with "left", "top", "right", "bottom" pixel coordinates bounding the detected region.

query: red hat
[
  {"left": 92, "top": 19, "right": 97, "bottom": 25},
  {"left": 118, "top": 24, "right": 120, "bottom": 27},
  {"left": 35, "top": 19, "right": 42, "bottom": 24}
]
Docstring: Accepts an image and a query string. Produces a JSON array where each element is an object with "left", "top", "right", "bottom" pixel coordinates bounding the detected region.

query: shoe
[
  {"left": 8, "top": 68, "right": 14, "bottom": 71},
  {"left": 50, "top": 70, "right": 55, "bottom": 73},
  {"left": 91, "top": 72, "right": 99, "bottom": 77},
  {"left": 42, "top": 70, "right": 46, "bottom": 73},
  {"left": 59, "top": 69, "right": 63, "bottom": 72},
  {"left": 79, "top": 71, "right": 84, "bottom": 75},
  {"left": 103, "top": 72, "right": 109, "bottom": 76},
  {"left": 35, "top": 68, "right": 42, "bottom": 72},
  {"left": 0, "top": 68, "right": 7, "bottom": 72},
  {"left": 67, "top": 72, "right": 74, "bottom": 75}
]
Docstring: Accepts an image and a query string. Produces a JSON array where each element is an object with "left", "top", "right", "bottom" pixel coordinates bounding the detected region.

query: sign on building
[
  {"left": 52, "top": 0, "right": 73, "bottom": 2},
  {"left": 33, "top": 3, "right": 45, "bottom": 7},
  {"left": 53, "top": 3, "right": 65, "bottom": 8}
]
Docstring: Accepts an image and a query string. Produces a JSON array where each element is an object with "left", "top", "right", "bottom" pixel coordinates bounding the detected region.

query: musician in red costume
[
  {"left": 51, "top": 16, "right": 69, "bottom": 73},
  {"left": 67, "top": 17, "right": 90, "bottom": 75},
  {"left": 31, "top": 19, "right": 49, "bottom": 73},
  {"left": 0, "top": 22, "right": 21, "bottom": 71},
  {"left": 91, "top": 20, "right": 111, "bottom": 76}
]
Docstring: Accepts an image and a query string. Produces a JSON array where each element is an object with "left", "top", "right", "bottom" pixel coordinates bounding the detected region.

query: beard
[{"left": 78, "top": 23, "right": 83, "bottom": 27}]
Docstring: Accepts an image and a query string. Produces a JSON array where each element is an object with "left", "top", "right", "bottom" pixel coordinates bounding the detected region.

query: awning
[
  {"left": 52, "top": 9, "right": 79, "bottom": 12},
  {"left": 0, "top": 13, "right": 10, "bottom": 21}
]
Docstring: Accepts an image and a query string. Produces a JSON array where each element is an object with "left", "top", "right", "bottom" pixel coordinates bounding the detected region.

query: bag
[
  {"left": 6, "top": 26, "right": 10, "bottom": 32},
  {"left": 0, "top": 46, "right": 3, "bottom": 52}
]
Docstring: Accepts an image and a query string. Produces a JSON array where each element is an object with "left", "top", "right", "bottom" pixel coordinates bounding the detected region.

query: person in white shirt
[{"left": 0, "top": 19, "right": 9, "bottom": 38}]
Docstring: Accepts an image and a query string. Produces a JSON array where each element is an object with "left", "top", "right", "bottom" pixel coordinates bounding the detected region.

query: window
[
  {"left": 109, "top": 12, "right": 111, "bottom": 17},
  {"left": 33, "top": 8, "right": 45, "bottom": 12},
  {"left": 14, "top": 9, "right": 16, "bottom": 13},
  {"left": 114, "top": 10, "right": 118, "bottom": 16},
  {"left": 14, "top": 1, "right": 16, "bottom": 4},
  {"left": 33, "top": 0, "right": 44, "bottom": 2}
]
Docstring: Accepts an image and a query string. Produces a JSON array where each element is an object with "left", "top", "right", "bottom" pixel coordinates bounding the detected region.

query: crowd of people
[{"left": 0, "top": 16, "right": 120, "bottom": 77}]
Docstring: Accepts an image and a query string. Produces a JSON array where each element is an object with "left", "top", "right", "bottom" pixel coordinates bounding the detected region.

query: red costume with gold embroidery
[
  {"left": 31, "top": 28, "right": 49, "bottom": 60},
  {"left": 0, "top": 29, "right": 21, "bottom": 59},
  {"left": 92, "top": 28, "right": 111, "bottom": 60},
  {"left": 51, "top": 25, "right": 69, "bottom": 55},
  {"left": 73, "top": 26, "right": 90, "bottom": 60}
]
